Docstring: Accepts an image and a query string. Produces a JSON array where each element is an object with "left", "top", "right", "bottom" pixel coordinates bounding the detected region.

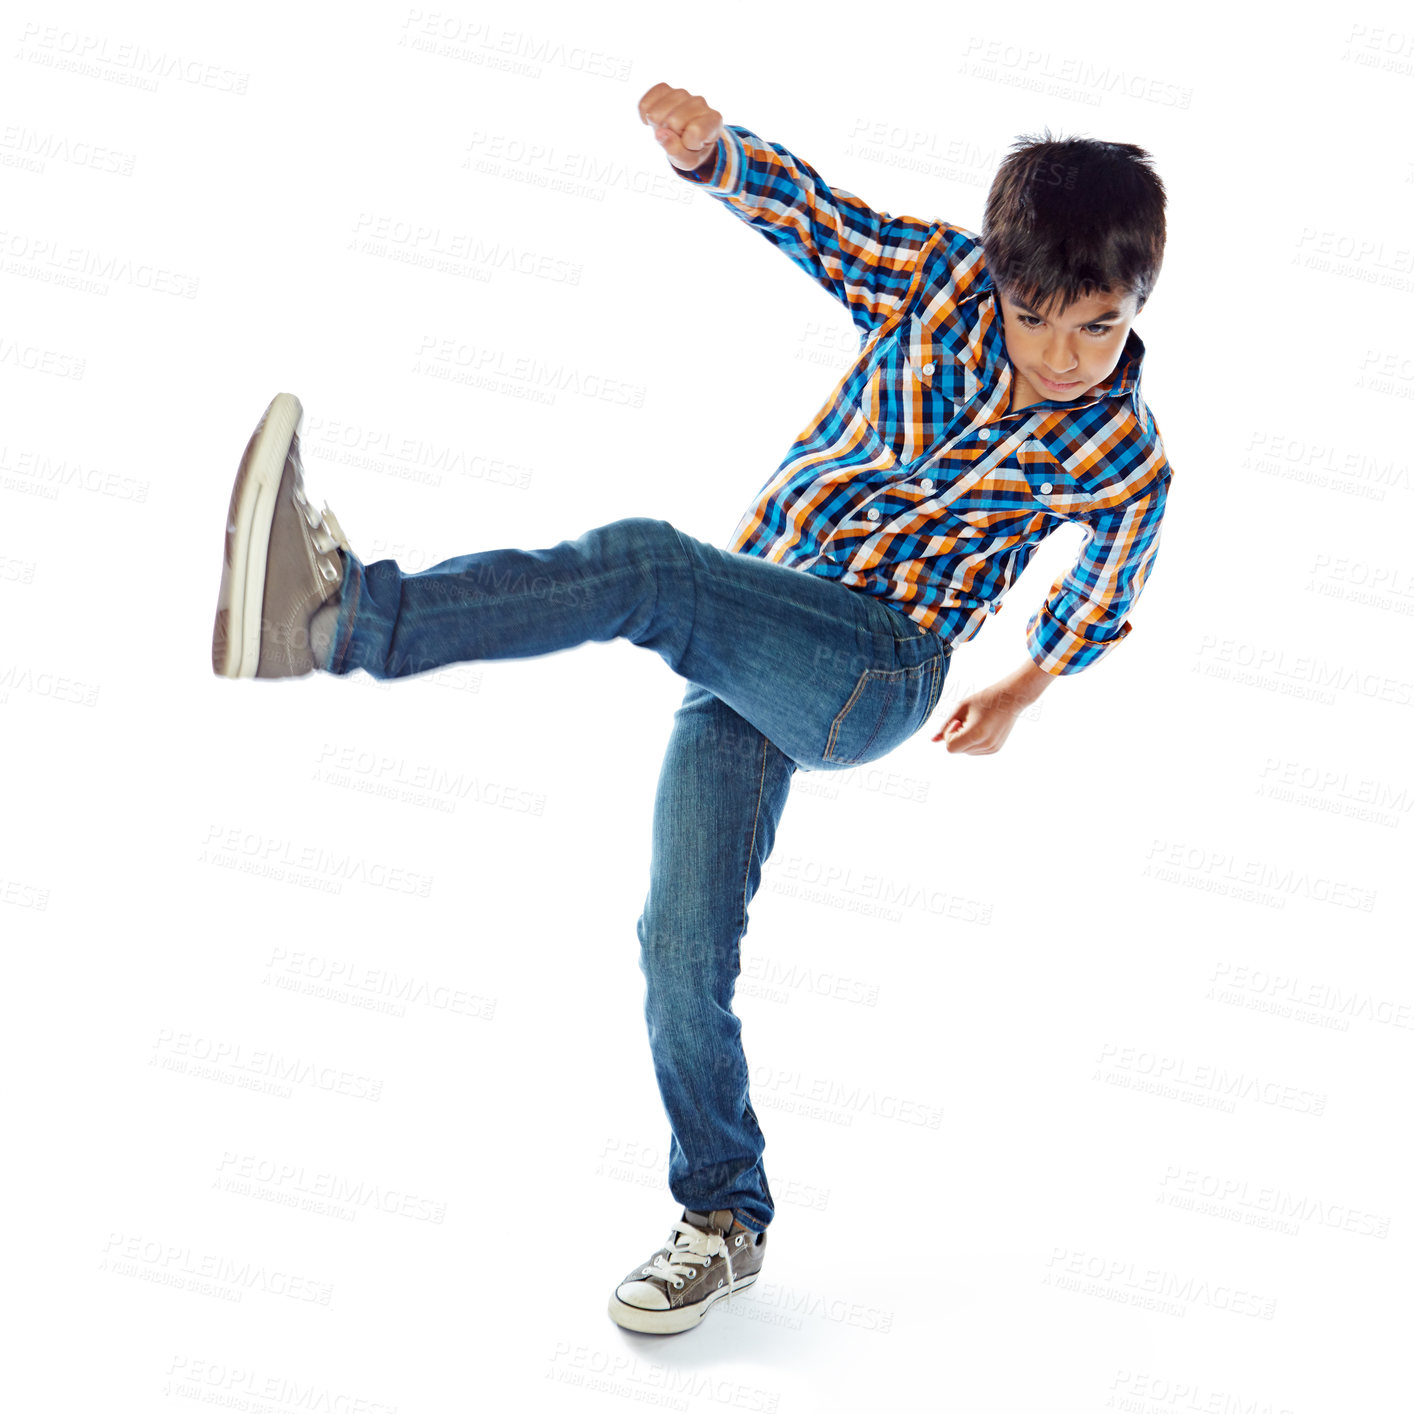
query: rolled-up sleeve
[
  {"left": 673, "top": 123, "right": 935, "bottom": 335},
  {"left": 1025, "top": 467, "right": 1171, "bottom": 676}
]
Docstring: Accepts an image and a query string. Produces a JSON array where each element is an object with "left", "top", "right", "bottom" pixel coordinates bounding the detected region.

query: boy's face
[{"left": 994, "top": 284, "right": 1141, "bottom": 405}]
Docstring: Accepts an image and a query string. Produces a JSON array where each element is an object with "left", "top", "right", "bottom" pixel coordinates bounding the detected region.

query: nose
[{"left": 1042, "top": 338, "right": 1079, "bottom": 377}]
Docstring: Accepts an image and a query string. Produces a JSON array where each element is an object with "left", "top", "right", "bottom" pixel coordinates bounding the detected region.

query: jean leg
[
  {"left": 321, "top": 514, "right": 950, "bottom": 774},
  {"left": 322, "top": 517, "right": 693, "bottom": 680},
  {"left": 636, "top": 681, "right": 793, "bottom": 1234}
]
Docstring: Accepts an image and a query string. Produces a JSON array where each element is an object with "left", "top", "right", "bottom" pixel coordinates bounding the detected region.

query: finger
[
  {"left": 637, "top": 82, "right": 675, "bottom": 124},
  {"left": 676, "top": 124, "right": 720, "bottom": 159},
  {"left": 932, "top": 716, "right": 962, "bottom": 743},
  {"left": 658, "top": 124, "right": 704, "bottom": 161},
  {"left": 655, "top": 126, "right": 720, "bottom": 173},
  {"left": 651, "top": 92, "right": 718, "bottom": 153},
  {"left": 642, "top": 85, "right": 694, "bottom": 130},
  {"left": 653, "top": 125, "right": 699, "bottom": 170}
]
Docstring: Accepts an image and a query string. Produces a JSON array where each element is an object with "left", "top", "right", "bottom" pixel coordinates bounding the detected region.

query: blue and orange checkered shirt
[{"left": 674, "top": 123, "right": 1174, "bottom": 676}]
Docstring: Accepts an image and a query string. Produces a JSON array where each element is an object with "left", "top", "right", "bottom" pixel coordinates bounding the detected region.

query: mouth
[{"left": 1040, "top": 373, "right": 1082, "bottom": 391}]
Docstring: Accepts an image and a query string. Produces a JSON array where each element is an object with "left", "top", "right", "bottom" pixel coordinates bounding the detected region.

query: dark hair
[{"left": 981, "top": 127, "right": 1166, "bottom": 315}]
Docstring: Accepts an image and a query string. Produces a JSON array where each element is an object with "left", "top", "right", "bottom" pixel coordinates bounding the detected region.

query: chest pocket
[
  {"left": 857, "top": 313, "right": 969, "bottom": 465},
  {"left": 1017, "top": 440, "right": 1094, "bottom": 520},
  {"left": 906, "top": 312, "right": 976, "bottom": 411}
]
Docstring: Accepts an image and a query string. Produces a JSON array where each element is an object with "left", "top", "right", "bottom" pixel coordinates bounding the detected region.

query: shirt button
[
  {"left": 1040, "top": 481, "right": 1054, "bottom": 494},
  {"left": 922, "top": 362, "right": 935, "bottom": 376},
  {"left": 867, "top": 507, "right": 880, "bottom": 521},
  {"left": 921, "top": 478, "right": 934, "bottom": 492},
  {"left": 979, "top": 428, "right": 991, "bottom": 441}
]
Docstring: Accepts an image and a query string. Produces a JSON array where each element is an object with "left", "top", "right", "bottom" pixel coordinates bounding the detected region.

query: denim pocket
[{"left": 823, "top": 654, "right": 944, "bottom": 766}]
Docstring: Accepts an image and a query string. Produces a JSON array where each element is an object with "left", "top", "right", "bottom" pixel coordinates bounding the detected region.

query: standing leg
[{"left": 636, "top": 682, "right": 794, "bottom": 1235}]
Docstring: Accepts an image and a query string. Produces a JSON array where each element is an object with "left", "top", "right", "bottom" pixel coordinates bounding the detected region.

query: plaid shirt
[{"left": 674, "top": 123, "right": 1174, "bottom": 676}]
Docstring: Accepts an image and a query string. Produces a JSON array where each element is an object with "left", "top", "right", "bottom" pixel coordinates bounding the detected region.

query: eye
[{"left": 1017, "top": 314, "right": 1114, "bottom": 338}]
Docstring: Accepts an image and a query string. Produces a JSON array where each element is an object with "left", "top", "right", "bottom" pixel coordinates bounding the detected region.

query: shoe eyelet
[
  {"left": 319, "top": 559, "right": 338, "bottom": 582},
  {"left": 717, "top": 1279, "right": 724, "bottom": 1288},
  {"left": 734, "top": 1235, "right": 743, "bottom": 1246},
  {"left": 673, "top": 1279, "right": 683, "bottom": 1289},
  {"left": 686, "top": 1269, "right": 695, "bottom": 1278},
  {"left": 703, "top": 1257, "right": 711, "bottom": 1266}
]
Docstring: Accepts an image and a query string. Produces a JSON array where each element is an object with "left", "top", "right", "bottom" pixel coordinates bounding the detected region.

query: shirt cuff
[
  {"left": 669, "top": 124, "right": 748, "bottom": 197},
  {"left": 1025, "top": 604, "right": 1134, "bottom": 676}
]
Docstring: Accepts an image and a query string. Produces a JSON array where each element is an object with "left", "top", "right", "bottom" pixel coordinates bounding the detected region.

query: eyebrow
[{"left": 1015, "top": 300, "right": 1123, "bottom": 324}]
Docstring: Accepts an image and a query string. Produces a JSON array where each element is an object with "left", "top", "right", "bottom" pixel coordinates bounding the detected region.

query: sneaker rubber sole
[
  {"left": 605, "top": 1270, "right": 760, "bottom": 1335},
  {"left": 213, "top": 392, "right": 302, "bottom": 678}
]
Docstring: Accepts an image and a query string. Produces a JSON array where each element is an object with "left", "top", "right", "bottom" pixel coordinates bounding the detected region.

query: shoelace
[
  {"left": 637, "top": 1219, "right": 741, "bottom": 1297},
  {"left": 291, "top": 477, "right": 355, "bottom": 583}
]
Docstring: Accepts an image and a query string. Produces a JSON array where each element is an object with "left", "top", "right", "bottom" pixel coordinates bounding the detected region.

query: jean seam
[
  {"left": 737, "top": 735, "right": 770, "bottom": 942},
  {"left": 855, "top": 673, "right": 896, "bottom": 761},
  {"left": 729, "top": 739, "right": 772, "bottom": 1225},
  {"left": 925, "top": 654, "right": 944, "bottom": 719},
  {"left": 824, "top": 667, "right": 871, "bottom": 763}
]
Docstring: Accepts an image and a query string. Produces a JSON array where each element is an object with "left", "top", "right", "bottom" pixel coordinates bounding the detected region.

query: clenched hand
[{"left": 638, "top": 83, "right": 725, "bottom": 172}]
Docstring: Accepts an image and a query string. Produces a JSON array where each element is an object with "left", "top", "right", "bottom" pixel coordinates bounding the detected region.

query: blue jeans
[{"left": 321, "top": 517, "right": 952, "bottom": 1232}]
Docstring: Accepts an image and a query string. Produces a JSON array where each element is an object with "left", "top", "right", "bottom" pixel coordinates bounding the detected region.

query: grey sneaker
[
  {"left": 212, "top": 392, "right": 355, "bottom": 678},
  {"left": 607, "top": 1207, "right": 768, "bottom": 1335}
]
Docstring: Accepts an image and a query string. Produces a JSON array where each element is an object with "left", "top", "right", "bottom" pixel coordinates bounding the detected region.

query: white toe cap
[{"left": 616, "top": 1280, "right": 669, "bottom": 1310}]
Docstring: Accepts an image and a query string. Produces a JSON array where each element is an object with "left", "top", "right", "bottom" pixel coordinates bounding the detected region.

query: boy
[{"left": 211, "top": 82, "right": 1172, "bottom": 1335}]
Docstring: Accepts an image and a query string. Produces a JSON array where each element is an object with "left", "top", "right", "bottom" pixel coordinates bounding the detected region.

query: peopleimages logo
[
  {"left": 150, "top": 1028, "right": 383, "bottom": 1102},
  {"left": 199, "top": 824, "right": 433, "bottom": 897},
  {"left": 1094, "top": 1043, "right": 1327, "bottom": 1117},
  {"left": 16, "top": 22, "right": 250, "bottom": 94},
  {"left": 0, "top": 229, "right": 200, "bottom": 297}
]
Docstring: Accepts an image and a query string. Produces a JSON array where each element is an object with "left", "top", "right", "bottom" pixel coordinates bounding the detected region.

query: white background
[{"left": 3, "top": 2, "right": 1411, "bottom": 1409}]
